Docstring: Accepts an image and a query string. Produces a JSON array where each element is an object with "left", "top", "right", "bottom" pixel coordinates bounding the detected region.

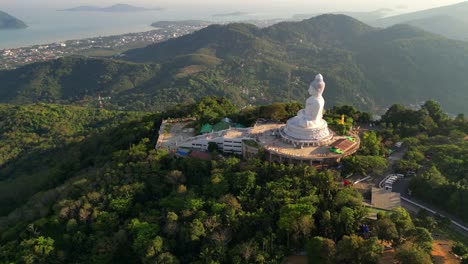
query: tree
[
  {"left": 452, "top": 241, "right": 468, "bottom": 257},
  {"left": 306, "top": 236, "right": 335, "bottom": 264},
  {"left": 145, "top": 236, "right": 163, "bottom": 259},
  {"left": 394, "top": 160, "right": 420, "bottom": 174},
  {"left": 411, "top": 227, "right": 433, "bottom": 253},
  {"left": 155, "top": 252, "right": 179, "bottom": 264},
  {"left": 195, "top": 97, "right": 237, "bottom": 124},
  {"left": 335, "top": 235, "right": 383, "bottom": 264},
  {"left": 20, "top": 236, "right": 55, "bottom": 264},
  {"left": 422, "top": 100, "right": 448, "bottom": 125},
  {"left": 414, "top": 211, "right": 437, "bottom": 231},
  {"left": 259, "top": 103, "right": 288, "bottom": 122},
  {"left": 278, "top": 196, "right": 318, "bottom": 246},
  {"left": 128, "top": 219, "right": 160, "bottom": 256},
  {"left": 190, "top": 219, "right": 206, "bottom": 241},
  {"left": 165, "top": 170, "right": 186, "bottom": 186},
  {"left": 33, "top": 236, "right": 55, "bottom": 257},
  {"left": 360, "top": 131, "right": 383, "bottom": 156},
  {"left": 343, "top": 155, "right": 388, "bottom": 176},
  {"left": 93, "top": 211, "right": 119, "bottom": 234},
  {"left": 389, "top": 208, "right": 414, "bottom": 242},
  {"left": 395, "top": 244, "right": 431, "bottom": 264},
  {"left": 163, "top": 212, "right": 179, "bottom": 236},
  {"left": 337, "top": 207, "right": 357, "bottom": 236},
  {"left": 374, "top": 218, "right": 399, "bottom": 245},
  {"left": 230, "top": 171, "right": 256, "bottom": 194}
]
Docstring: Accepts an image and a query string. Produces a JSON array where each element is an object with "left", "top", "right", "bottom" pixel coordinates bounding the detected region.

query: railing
[{"left": 401, "top": 197, "right": 468, "bottom": 233}]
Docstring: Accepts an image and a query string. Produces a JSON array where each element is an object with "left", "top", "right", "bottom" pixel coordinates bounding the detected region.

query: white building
[{"left": 179, "top": 128, "right": 251, "bottom": 155}]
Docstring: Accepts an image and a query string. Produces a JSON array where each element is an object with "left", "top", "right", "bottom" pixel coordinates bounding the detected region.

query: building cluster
[{"left": 0, "top": 23, "right": 211, "bottom": 70}]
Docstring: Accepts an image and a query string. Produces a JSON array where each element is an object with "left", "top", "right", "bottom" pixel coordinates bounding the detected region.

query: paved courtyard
[{"left": 252, "top": 123, "right": 358, "bottom": 160}]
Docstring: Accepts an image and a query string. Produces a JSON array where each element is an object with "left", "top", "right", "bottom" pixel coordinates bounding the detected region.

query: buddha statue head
[{"left": 308, "top": 74, "right": 325, "bottom": 98}]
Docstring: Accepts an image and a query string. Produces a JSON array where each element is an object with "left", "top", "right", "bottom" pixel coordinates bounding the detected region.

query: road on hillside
[
  {"left": 381, "top": 149, "right": 468, "bottom": 235},
  {"left": 374, "top": 148, "right": 406, "bottom": 188}
]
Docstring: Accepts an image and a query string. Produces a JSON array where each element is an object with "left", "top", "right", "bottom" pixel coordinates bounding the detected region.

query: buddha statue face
[{"left": 308, "top": 74, "right": 325, "bottom": 98}]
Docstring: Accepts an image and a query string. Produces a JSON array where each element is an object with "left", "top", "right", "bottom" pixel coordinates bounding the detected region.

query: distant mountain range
[
  {"left": 59, "top": 4, "right": 163, "bottom": 13},
  {"left": 0, "top": 10, "right": 27, "bottom": 29},
  {"left": 373, "top": 1, "right": 468, "bottom": 41},
  {"left": 1, "top": 15, "right": 467, "bottom": 115}
]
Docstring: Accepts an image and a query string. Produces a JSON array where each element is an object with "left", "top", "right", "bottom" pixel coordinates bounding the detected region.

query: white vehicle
[{"left": 385, "top": 180, "right": 396, "bottom": 185}]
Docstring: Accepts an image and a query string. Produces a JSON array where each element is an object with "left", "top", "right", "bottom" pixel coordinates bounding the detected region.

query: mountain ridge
[
  {"left": 0, "top": 10, "right": 27, "bottom": 29},
  {"left": 373, "top": 1, "right": 468, "bottom": 41},
  {"left": 0, "top": 14, "right": 467, "bottom": 114}
]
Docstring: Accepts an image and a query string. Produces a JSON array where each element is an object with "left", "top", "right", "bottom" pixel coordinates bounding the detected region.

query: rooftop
[
  {"left": 371, "top": 188, "right": 401, "bottom": 210},
  {"left": 330, "top": 138, "right": 356, "bottom": 152},
  {"left": 157, "top": 121, "right": 196, "bottom": 150}
]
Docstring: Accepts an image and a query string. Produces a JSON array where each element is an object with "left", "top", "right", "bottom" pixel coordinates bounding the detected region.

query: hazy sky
[{"left": 2, "top": 0, "right": 464, "bottom": 14}]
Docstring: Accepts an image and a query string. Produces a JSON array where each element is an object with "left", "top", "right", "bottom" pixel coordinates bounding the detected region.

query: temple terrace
[{"left": 156, "top": 74, "right": 360, "bottom": 166}]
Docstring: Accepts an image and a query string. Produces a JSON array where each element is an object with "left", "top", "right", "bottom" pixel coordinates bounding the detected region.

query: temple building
[{"left": 156, "top": 74, "right": 360, "bottom": 165}]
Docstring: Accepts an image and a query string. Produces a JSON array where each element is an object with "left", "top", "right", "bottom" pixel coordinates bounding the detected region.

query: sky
[{"left": 2, "top": 0, "right": 464, "bottom": 13}]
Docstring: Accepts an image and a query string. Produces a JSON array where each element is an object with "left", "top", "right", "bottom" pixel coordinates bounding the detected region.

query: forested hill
[
  {"left": 0, "top": 98, "right": 465, "bottom": 263},
  {"left": 0, "top": 10, "right": 27, "bottom": 29},
  {"left": 124, "top": 14, "right": 468, "bottom": 115},
  {"left": 0, "top": 58, "right": 161, "bottom": 110},
  {"left": 1, "top": 15, "right": 468, "bottom": 114},
  {"left": 0, "top": 103, "right": 156, "bottom": 216}
]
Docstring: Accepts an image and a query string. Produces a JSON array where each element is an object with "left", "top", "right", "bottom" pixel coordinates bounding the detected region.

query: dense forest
[
  {"left": 0, "top": 98, "right": 466, "bottom": 263},
  {"left": 0, "top": 104, "right": 156, "bottom": 216},
  {"left": 1, "top": 15, "right": 468, "bottom": 114},
  {"left": 380, "top": 101, "right": 468, "bottom": 222}
]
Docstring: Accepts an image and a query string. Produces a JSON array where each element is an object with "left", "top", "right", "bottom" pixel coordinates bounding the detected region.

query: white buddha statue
[
  {"left": 282, "top": 73, "right": 331, "bottom": 142},
  {"left": 295, "top": 74, "right": 326, "bottom": 128}
]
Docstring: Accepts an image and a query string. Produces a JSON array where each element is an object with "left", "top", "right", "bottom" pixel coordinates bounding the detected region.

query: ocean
[{"left": 0, "top": 7, "right": 288, "bottom": 50}]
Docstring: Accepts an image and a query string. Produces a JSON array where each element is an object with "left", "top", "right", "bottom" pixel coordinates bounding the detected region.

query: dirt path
[
  {"left": 379, "top": 240, "right": 461, "bottom": 264},
  {"left": 432, "top": 240, "right": 460, "bottom": 264}
]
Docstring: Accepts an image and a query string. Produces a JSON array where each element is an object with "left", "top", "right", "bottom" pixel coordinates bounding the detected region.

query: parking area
[{"left": 379, "top": 174, "right": 405, "bottom": 191}]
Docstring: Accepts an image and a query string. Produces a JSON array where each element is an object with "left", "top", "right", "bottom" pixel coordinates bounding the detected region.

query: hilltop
[
  {"left": 1, "top": 15, "right": 468, "bottom": 114},
  {"left": 293, "top": 8, "right": 392, "bottom": 24},
  {"left": 0, "top": 10, "right": 27, "bottom": 29},
  {"left": 0, "top": 98, "right": 465, "bottom": 263},
  {"left": 60, "top": 4, "right": 163, "bottom": 12},
  {"left": 374, "top": 1, "right": 468, "bottom": 41}
]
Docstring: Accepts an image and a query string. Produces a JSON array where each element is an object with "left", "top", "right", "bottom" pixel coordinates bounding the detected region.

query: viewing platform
[{"left": 249, "top": 123, "right": 360, "bottom": 165}]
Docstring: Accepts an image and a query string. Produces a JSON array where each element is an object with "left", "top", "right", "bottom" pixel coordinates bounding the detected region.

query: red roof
[
  {"left": 189, "top": 151, "right": 212, "bottom": 160},
  {"left": 330, "top": 139, "right": 356, "bottom": 152}
]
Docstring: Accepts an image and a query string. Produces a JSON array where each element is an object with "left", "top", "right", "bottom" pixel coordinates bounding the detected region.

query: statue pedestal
[{"left": 279, "top": 117, "right": 334, "bottom": 147}]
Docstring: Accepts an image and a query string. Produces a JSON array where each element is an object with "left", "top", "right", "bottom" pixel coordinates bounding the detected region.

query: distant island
[
  {"left": 213, "top": 11, "right": 249, "bottom": 17},
  {"left": 59, "top": 4, "right": 163, "bottom": 13},
  {"left": 0, "top": 10, "right": 27, "bottom": 29}
]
